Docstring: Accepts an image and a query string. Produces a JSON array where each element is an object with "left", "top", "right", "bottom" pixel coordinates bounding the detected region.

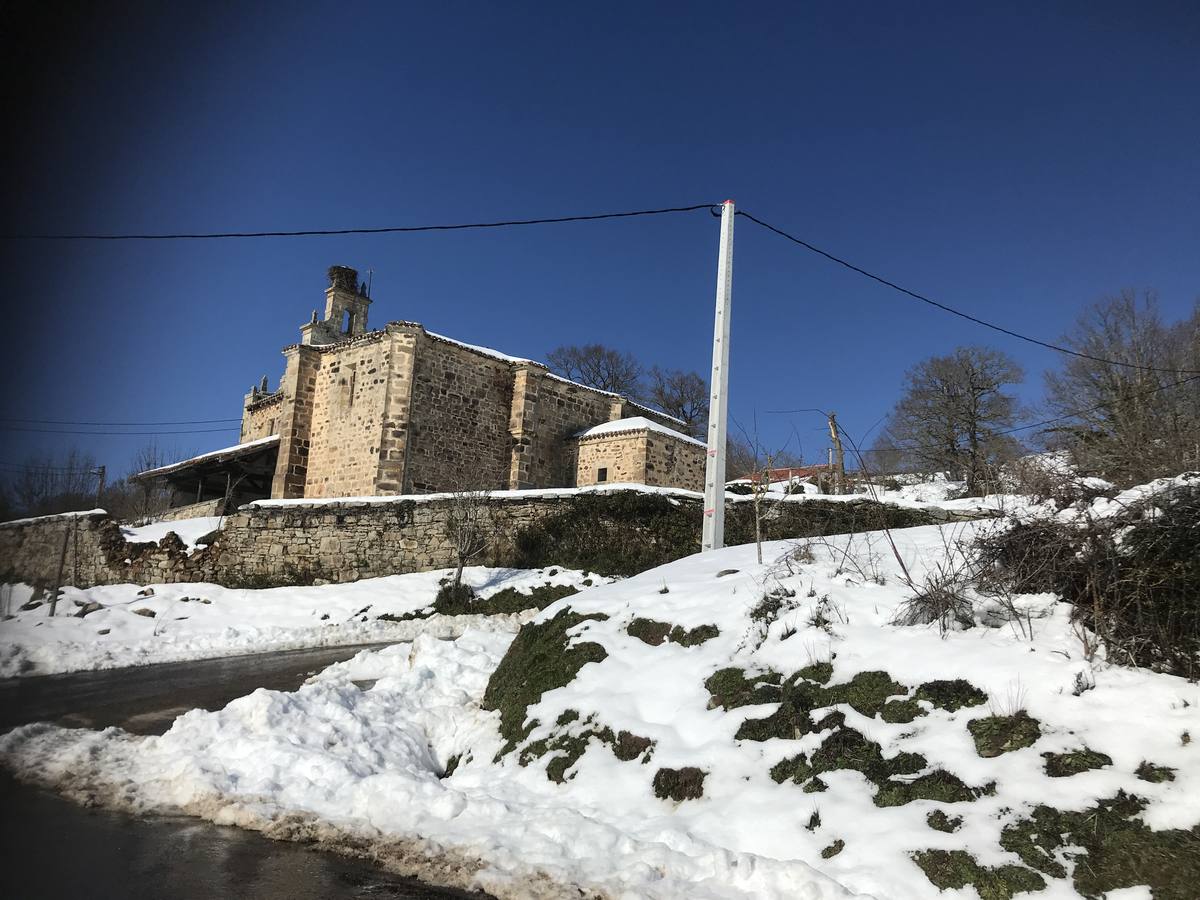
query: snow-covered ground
[
  {"left": 0, "top": 566, "right": 602, "bottom": 678},
  {"left": 2, "top": 519, "right": 1196, "bottom": 898}
]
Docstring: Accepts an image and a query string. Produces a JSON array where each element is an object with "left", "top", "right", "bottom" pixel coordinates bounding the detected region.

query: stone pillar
[
  {"left": 508, "top": 362, "right": 547, "bottom": 489},
  {"left": 271, "top": 344, "right": 321, "bottom": 499}
]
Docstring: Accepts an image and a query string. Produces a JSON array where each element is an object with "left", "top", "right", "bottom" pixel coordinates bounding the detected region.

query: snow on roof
[
  {"left": 134, "top": 435, "right": 280, "bottom": 479},
  {"left": 575, "top": 416, "right": 706, "bottom": 447},
  {"left": 423, "top": 330, "right": 535, "bottom": 365}
]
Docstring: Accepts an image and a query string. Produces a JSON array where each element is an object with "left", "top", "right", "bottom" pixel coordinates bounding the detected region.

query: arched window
[{"left": 342, "top": 309, "right": 352, "bottom": 333}]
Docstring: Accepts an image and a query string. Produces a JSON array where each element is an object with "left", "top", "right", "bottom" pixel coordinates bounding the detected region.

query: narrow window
[
  {"left": 342, "top": 309, "right": 352, "bottom": 333},
  {"left": 597, "top": 467, "right": 608, "bottom": 483}
]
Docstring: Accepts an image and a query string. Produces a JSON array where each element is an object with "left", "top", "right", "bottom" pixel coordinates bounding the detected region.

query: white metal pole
[{"left": 702, "top": 199, "right": 735, "bottom": 552}]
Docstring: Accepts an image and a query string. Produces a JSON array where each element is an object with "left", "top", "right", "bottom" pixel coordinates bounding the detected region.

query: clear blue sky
[{"left": 2, "top": 1, "right": 1198, "bottom": 478}]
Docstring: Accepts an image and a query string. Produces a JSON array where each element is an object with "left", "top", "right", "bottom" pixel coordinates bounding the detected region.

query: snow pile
[
  {"left": 0, "top": 627, "right": 859, "bottom": 899},
  {"left": 0, "top": 566, "right": 602, "bottom": 678}
]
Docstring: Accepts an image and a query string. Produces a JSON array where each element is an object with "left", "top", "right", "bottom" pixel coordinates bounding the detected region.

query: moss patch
[
  {"left": 518, "top": 711, "right": 655, "bottom": 782},
  {"left": 771, "top": 726, "right": 988, "bottom": 808},
  {"left": 704, "top": 667, "right": 783, "bottom": 711},
  {"left": 627, "top": 617, "right": 719, "bottom": 647},
  {"left": 435, "top": 582, "right": 579, "bottom": 616},
  {"left": 1135, "top": 761, "right": 1176, "bottom": 783},
  {"left": 927, "top": 810, "right": 963, "bottom": 833},
  {"left": 916, "top": 679, "right": 988, "bottom": 712},
  {"left": 821, "top": 839, "right": 845, "bottom": 859},
  {"left": 912, "top": 849, "right": 1045, "bottom": 900},
  {"left": 653, "top": 766, "right": 706, "bottom": 801},
  {"left": 1000, "top": 792, "right": 1200, "bottom": 899},
  {"left": 1042, "top": 748, "right": 1112, "bottom": 778},
  {"left": 735, "top": 670, "right": 908, "bottom": 741},
  {"left": 968, "top": 713, "right": 1041, "bottom": 758},
  {"left": 482, "top": 608, "right": 609, "bottom": 753}
]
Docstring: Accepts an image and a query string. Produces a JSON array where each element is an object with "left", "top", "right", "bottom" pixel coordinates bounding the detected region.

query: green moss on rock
[
  {"left": 1042, "top": 748, "right": 1112, "bottom": 778},
  {"left": 913, "top": 849, "right": 1045, "bottom": 900},
  {"left": 1000, "top": 792, "right": 1200, "bottom": 899},
  {"left": 968, "top": 713, "right": 1041, "bottom": 758},
  {"left": 653, "top": 766, "right": 706, "bottom": 801},
  {"left": 821, "top": 839, "right": 845, "bottom": 859},
  {"left": 482, "top": 608, "right": 609, "bottom": 753},
  {"left": 704, "top": 667, "right": 783, "bottom": 711},
  {"left": 1135, "top": 761, "right": 1176, "bottom": 783},
  {"left": 927, "top": 810, "right": 963, "bottom": 833},
  {"left": 628, "top": 617, "right": 719, "bottom": 647},
  {"left": 916, "top": 679, "right": 988, "bottom": 712}
]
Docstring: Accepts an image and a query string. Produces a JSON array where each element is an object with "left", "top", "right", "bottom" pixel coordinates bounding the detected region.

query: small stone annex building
[{"left": 138, "top": 266, "right": 705, "bottom": 517}]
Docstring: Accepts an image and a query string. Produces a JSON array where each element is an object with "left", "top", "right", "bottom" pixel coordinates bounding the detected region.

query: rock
[
  {"left": 19, "top": 599, "right": 43, "bottom": 611},
  {"left": 74, "top": 601, "right": 103, "bottom": 618},
  {"left": 132, "top": 608, "right": 156, "bottom": 618},
  {"left": 137, "top": 587, "right": 155, "bottom": 598},
  {"left": 716, "top": 569, "right": 740, "bottom": 578},
  {"left": 97, "top": 628, "right": 110, "bottom": 635}
]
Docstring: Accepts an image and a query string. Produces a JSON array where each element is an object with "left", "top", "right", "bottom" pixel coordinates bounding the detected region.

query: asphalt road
[{"left": 0, "top": 644, "right": 491, "bottom": 900}]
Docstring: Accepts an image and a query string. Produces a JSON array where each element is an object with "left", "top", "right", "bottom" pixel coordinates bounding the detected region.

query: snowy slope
[
  {"left": 0, "top": 566, "right": 601, "bottom": 678},
  {"left": 2, "top": 521, "right": 1196, "bottom": 898}
]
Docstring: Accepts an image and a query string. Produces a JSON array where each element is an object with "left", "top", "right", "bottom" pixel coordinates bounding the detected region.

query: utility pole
[
  {"left": 94, "top": 465, "right": 106, "bottom": 507},
  {"left": 827, "top": 412, "right": 846, "bottom": 495},
  {"left": 702, "top": 200, "right": 735, "bottom": 552}
]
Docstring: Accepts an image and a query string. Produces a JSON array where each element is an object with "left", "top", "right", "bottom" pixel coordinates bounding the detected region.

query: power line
[
  {"left": 2, "top": 203, "right": 718, "bottom": 241},
  {"left": 0, "top": 416, "right": 242, "bottom": 426},
  {"left": 0, "top": 426, "right": 239, "bottom": 436},
  {"left": 737, "top": 210, "right": 1200, "bottom": 376},
  {"left": 5, "top": 415, "right": 242, "bottom": 427},
  {"left": 770, "top": 372, "right": 1200, "bottom": 456}
]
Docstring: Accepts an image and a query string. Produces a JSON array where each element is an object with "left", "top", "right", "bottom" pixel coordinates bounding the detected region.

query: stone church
[{"left": 139, "top": 266, "right": 705, "bottom": 516}]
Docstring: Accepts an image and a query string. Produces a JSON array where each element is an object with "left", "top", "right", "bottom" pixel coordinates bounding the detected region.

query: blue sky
[{"left": 3, "top": 1, "right": 1198, "bottom": 477}]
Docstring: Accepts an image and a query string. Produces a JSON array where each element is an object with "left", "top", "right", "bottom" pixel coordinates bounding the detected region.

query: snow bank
[
  {"left": 0, "top": 566, "right": 602, "bottom": 678},
  {"left": 0, "top": 627, "right": 861, "bottom": 899}
]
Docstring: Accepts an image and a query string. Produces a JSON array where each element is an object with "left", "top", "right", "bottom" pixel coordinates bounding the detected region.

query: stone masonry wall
[
  {"left": 302, "top": 333, "right": 393, "bottom": 499},
  {"left": 403, "top": 334, "right": 514, "bottom": 492},
  {"left": 573, "top": 433, "right": 648, "bottom": 486},
  {"left": 643, "top": 432, "right": 706, "bottom": 492},
  {"left": 240, "top": 392, "right": 283, "bottom": 443},
  {"left": 0, "top": 491, "right": 967, "bottom": 591}
]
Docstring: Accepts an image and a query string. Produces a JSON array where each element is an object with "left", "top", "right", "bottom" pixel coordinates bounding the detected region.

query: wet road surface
[{"left": 0, "top": 644, "right": 491, "bottom": 900}]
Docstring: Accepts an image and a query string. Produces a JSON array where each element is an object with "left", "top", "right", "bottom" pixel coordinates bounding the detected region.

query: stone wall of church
[
  {"left": 240, "top": 392, "right": 283, "bottom": 442},
  {"left": 518, "top": 374, "right": 625, "bottom": 488},
  {"left": 301, "top": 332, "right": 394, "bottom": 499},
  {"left": 643, "top": 432, "right": 706, "bottom": 492},
  {"left": 402, "top": 334, "right": 514, "bottom": 492}
]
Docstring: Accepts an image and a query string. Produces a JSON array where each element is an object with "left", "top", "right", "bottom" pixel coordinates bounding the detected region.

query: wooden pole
[
  {"left": 48, "top": 518, "right": 71, "bottom": 617},
  {"left": 828, "top": 412, "right": 846, "bottom": 495}
]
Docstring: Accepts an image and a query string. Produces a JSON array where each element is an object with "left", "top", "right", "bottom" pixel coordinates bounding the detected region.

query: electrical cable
[
  {"left": 2, "top": 203, "right": 718, "bottom": 241},
  {"left": 737, "top": 210, "right": 1200, "bottom": 376}
]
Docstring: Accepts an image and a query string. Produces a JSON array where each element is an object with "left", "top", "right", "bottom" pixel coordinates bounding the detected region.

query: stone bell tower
[{"left": 300, "top": 265, "right": 373, "bottom": 345}]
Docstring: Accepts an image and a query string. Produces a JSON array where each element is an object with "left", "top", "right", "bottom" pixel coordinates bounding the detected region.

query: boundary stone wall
[{"left": 0, "top": 491, "right": 965, "bottom": 590}]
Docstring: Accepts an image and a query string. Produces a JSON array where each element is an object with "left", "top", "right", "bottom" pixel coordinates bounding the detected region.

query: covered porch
[{"left": 132, "top": 435, "right": 280, "bottom": 516}]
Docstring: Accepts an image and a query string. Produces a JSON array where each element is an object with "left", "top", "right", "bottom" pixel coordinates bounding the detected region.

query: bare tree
[
  {"left": 546, "top": 343, "right": 644, "bottom": 396},
  {"left": 444, "top": 487, "right": 494, "bottom": 594},
  {"left": 7, "top": 448, "right": 100, "bottom": 519},
  {"left": 645, "top": 367, "right": 708, "bottom": 437},
  {"left": 1045, "top": 290, "right": 1200, "bottom": 484},
  {"left": 881, "top": 346, "right": 1025, "bottom": 495}
]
